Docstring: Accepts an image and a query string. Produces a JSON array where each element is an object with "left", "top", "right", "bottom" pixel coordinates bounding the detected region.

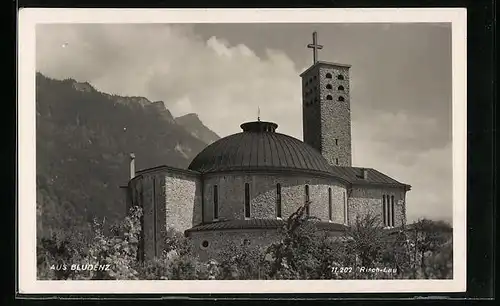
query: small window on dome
[
  {"left": 338, "top": 85, "right": 345, "bottom": 91},
  {"left": 337, "top": 75, "right": 345, "bottom": 80},
  {"left": 326, "top": 84, "right": 333, "bottom": 89},
  {"left": 326, "top": 95, "right": 333, "bottom": 100},
  {"left": 201, "top": 240, "right": 209, "bottom": 249},
  {"left": 338, "top": 96, "right": 345, "bottom": 102},
  {"left": 326, "top": 73, "right": 332, "bottom": 79}
]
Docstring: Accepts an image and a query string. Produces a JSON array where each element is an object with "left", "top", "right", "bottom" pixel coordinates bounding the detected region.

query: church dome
[{"left": 188, "top": 121, "right": 332, "bottom": 174}]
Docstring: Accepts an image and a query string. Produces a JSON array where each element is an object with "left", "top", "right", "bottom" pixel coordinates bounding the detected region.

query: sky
[{"left": 36, "top": 23, "right": 453, "bottom": 223}]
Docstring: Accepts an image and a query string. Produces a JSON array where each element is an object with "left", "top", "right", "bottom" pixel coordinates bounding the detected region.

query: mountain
[
  {"left": 175, "top": 113, "right": 220, "bottom": 145},
  {"left": 35, "top": 73, "right": 219, "bottom": 237}
]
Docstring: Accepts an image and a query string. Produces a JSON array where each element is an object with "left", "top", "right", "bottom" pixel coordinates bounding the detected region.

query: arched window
[
  {"left": 305, "top": 185, "right": 310, "bottom": 215},
  {"left": 337, "top": 75, "right": 345, "bottom": 80},
  {"left": 337, "top": 85, "right": 345, "bottom": 91},
  {"left": 326, "top": 73, "right": 333, "bottom": 79},
  {"left": 213, "top": 185, "right": 219, "bottom": 220},
  {"left": 326, "top": 84, "right": 333, "bottom": 89},
  {"left": 343, "top": 192, "right": 348, "bottom": 225},
  {"left": 276, "top": 183, "right": 282, "bottom": 218},
  {"left": 382, "top": 194, "right": 395, "bottom": 227},
  {"left": 338, "top": 96, "right": 345, "bottom": 102},
  {"left": 391, "top": 195, "right": 395, "bottom": 226},
  {"left": 335, "top": 158, "right": 339, "bottom": 165},
  {"left": 328, "top": 188, "right": 332, "bottom": 221},
  {"left": 326, "top": 95, "right": 333, "bottom": 100},
  {"left": 244, "top": 183, "right": 250, "bottom": 218},
  {"left": 382, "top": 195, "right": 387, "bottom": 226}
]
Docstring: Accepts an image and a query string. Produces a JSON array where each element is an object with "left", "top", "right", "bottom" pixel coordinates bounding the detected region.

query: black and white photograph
[{"left": 18, "top": 9, "right": 467, "bottom": 294}]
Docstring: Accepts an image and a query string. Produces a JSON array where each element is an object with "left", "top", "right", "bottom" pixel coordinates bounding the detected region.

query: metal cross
[
  {"left": 307, "top": 31, "right": 323, "bottom": 64},
  {"left": 257, "top": 106, "right": 261, "bottom": 121}
]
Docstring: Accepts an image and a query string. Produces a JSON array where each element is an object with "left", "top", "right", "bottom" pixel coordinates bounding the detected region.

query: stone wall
[
  {"left": 348, "top": 185, "right": 407, "bottom": 227},
  {"left": 187, "top": 226, "right": 347, "bottom": 262},
  {"left": 302, "top": 70, "right": 322, "bottom": 151},
  {"left": 129, "top": 173, "right": 167, "bottom": 261},
  {"left": 187, "top": 229, "right": 282, "bottom": 262},
  {"left": 164, "top": 173, "right": 203, "bottom": 232},
  {"left": 302, "top": 63, "right": 352, "bottom": 167},
  {"left": 129, "top": 168, "right": 202, "bottom": 261},
  {"left": 318, "top": 65, "right": 352, "bottom": 167},
  {"left": 202, "top": 172, "right": 348, "bottom": 224}
]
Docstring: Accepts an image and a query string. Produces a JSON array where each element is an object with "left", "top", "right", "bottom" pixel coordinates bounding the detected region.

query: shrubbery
[{"left": 37, "top": 203, "right": 453, "bottom": 280}]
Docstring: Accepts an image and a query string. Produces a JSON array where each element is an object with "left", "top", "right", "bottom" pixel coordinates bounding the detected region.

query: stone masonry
[
  {"left": 187, "top": 229, "right": 281, "bottom": 262},
  {"left": 129, "top": 167, "right": 202, "bottom": 260},
  {"left": 164, "top": 173, "right": 203, "bottom": 231},
  {"left": 129, "top": 167, "right": 408, "bottom": 260},
  {"left": 202, "top": 172, "right": 348, "bottom": 224},
  {"left": 348, "top": 186, "right": 407, "bottom": 227}
]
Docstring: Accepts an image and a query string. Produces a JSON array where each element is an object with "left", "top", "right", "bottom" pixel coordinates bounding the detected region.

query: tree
[
  {"left": 264, "top": 201, "right": 345, "bottom": 280},
  {"left": 135, "top": 229, "right": 208, "bottom": 280},
  {"left": 411, "top": 219, "right": 452, "bottom": 278},
  {"left": 216, "top": 239, "right": 269, "bottom": 280},
  {"left": 343, "top": 214, "right": 388, "bottom": 271},
  {"left": 83, "top": 205, "right": 143, "bottom": 280}
]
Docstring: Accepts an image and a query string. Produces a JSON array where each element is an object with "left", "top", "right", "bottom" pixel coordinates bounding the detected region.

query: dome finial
[{"left": 257, "top": 106, "right": 260, "bottom": 121}]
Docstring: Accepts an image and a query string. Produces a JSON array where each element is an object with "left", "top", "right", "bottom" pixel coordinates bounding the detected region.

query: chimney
[
  {"left": 362, "top": 168, "right": 369, "bottom": 180},
  {"left": 129, "top": 153, "right": 136, "bottom": 179}
]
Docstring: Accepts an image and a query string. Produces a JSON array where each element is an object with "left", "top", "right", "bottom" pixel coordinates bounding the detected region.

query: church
[{"left": 125, "top": 32, "right": 411, "bottom": 261}]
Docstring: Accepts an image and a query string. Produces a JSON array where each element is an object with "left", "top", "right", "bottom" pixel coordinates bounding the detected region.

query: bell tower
[{"left": 301, "top": 32, "right": 352, "bottom": 167}]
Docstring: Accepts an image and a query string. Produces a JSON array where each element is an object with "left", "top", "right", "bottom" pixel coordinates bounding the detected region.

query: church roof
[
  {"left": 184, "top": 219, "right": 348, "bottom": 233},
  {"left": 188, "top": 121, "right": 333, "bottom": 175},
  {"left": 330, "top": 166, "right": 411, "bottom": 190},
  {"left": 186, "top": 121, "right": 410, "bottom": 189},
  {"left": 299, "top": 60, "right": 352, "bottom": 77}
]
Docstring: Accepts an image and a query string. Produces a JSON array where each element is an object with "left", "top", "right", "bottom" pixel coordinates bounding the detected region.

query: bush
[{"left": 37, "top": 202, "right": 453, "bottom": 280}]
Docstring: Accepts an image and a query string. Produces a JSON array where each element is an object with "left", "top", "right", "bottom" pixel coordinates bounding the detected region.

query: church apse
[{"left": 202, "top": 172, "right": 348, "bottom": 224}]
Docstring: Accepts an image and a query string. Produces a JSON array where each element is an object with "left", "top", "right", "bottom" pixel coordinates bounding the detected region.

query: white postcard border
[{"left": 18, "top": 8, "right": 467, "bottom": 294}]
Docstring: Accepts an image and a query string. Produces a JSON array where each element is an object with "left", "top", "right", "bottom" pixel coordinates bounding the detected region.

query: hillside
[
  {"left": 175, "top": 113, "right": 220, "bottom": 145},
  {"left": 35, "top": 73, "right": 219, "bottom": 237}
]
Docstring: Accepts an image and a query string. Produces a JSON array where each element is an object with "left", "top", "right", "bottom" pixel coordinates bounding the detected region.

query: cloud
[
  {"left": 37, "top": 24, "right": 303, "bottom": 138},
  {"left": 36, "top": 24, "right": 453, "bottom": 223},
  {"left": 353, "top": 113, "right": 452, "bottom": 223}
]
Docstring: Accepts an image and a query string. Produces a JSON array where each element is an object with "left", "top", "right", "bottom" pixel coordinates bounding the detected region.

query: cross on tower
[{"left": 307, "top": 31, "right": 323, "bottom": 64}]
